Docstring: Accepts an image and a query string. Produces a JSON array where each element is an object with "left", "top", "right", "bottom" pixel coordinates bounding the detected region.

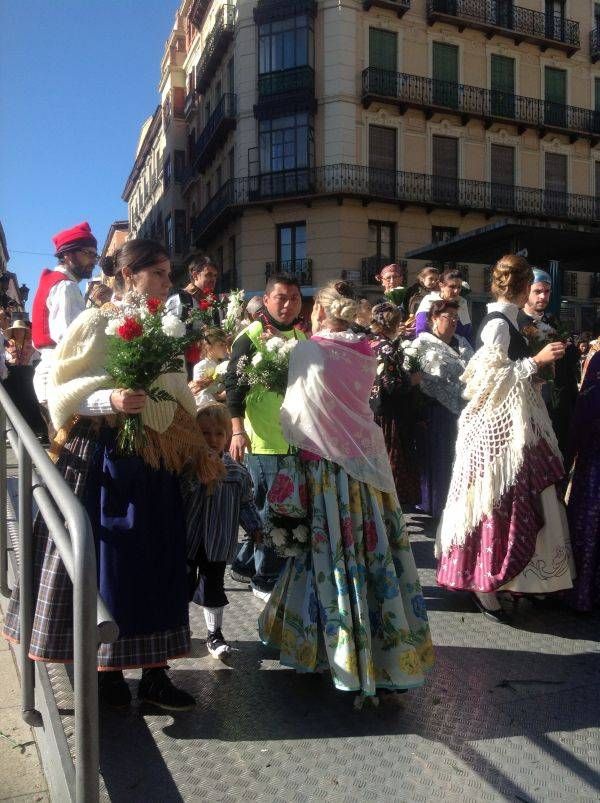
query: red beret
[{"left": 52, "top": 221, "right": 97, "bottom": 257}]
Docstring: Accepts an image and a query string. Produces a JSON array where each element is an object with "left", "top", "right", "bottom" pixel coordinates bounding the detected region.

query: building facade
[{"left": 125, "top": 0, "right": 600, "bottom": 327}]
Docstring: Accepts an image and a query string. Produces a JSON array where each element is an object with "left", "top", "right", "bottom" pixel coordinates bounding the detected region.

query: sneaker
[
  {"left": 98, "top": 670, "right": 132, "bottom": 709},
  {"left": 137, "top": 668, "right": 196, "bottom": 712},
  {"left": 251, "top": 582, "right": 272, "bottom": 603},
  {"left": 206, "top": 629, "right": 231, "bottom": 660},
  {"left": 229, "top": 569, "right": 253, "bottom": 584}
]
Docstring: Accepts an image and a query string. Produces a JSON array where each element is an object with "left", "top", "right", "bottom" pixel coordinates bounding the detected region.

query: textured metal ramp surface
[{"left": 8, "top": 477, "right": 600, "bottom": 802}]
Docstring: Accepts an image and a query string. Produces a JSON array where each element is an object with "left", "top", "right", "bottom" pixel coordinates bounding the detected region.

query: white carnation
[
  {"left": 251, "top": 352, "right": 263, "bottom": 366},
  {"left": 214, "top": 360, "right": 229, "bottom": 376},
  {"left": 270, "top": 527, "right": 288, "bottom": 547},
  {"left": 403, "top": 346, "right": 418, "bottom": 357},
  {"left": 280, "top": 339, "right": 297, "bottom": 354},
  {"left": 401, "top": 340, "right": 413, "bottom": 349},
  {"left": 265, "top": 336, "right": 285, "bottom": 352},
  {"left": 292, "top": 525, "right": 309, "bottom": 543},
  {"left": 105, "top": 318, "right": 122, "bottom": 336},
  {"left": 161, "top": 314, "right": 186, "bottom": 338}
]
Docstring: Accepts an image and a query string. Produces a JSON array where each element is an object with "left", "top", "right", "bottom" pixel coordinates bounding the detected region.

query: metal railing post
[
  {"left": 17, "top": 437, "right": 41, "bottom": 724},
  {"left": 0, "top": 407, "right": 9, "bottom": 597},
  {"left": 73, "top": 518, "right": 100, "bottom": 803}
]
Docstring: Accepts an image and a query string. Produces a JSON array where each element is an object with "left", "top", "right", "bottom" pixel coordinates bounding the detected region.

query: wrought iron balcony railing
[
  {"left": 258, "top": 66, "right": 315, "bottom": 98},
  {"left": 193, "top": 93, "right": 237, "bottom": 173},
  {"left": 191, "top": 164, "right": 600, "bottom": 244},
  {"left": 362, "top": 68, "right": 600, "bottom": 142},
  {"left": 196, "top": 4, "right": 235, "bottom": 94},
  {"left": 184, "top": 92, "right": 198, "bottom": 119},
  {"left": 362, "top": 0, "right": 410, "bottom": 18},
  {"left": 266, "top": 258, "right": 313, "bottom": 285},
  {"left": 592, "top": 28, "right": 600, "bottom": 63},
  {"left": 189, "top": 0, "right": 211, "bottom": 29},
  {"left": 361, "top": 256, "right": 395, "bottom": 285},
  {"left": 254, "top": 0, "right": 317, "bottom": 24},
  {"left": 427, "top": 0, "right": 580, "bottom": 55}
]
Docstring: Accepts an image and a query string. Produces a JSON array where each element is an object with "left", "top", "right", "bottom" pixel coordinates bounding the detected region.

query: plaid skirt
[{"left": 3, "top": 418, "right": 191, "bottom": 670}]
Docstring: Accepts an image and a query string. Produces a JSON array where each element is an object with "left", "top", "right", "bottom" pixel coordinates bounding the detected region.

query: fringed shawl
[{"left": 435, "top": 343, "right": 562, "bottom": 557}]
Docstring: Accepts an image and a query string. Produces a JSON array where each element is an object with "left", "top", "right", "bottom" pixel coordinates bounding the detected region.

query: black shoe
[
  {"left": 98, "top": 670, "right": 132, "bottom": 709},
  {"left": 206, "top": 628, "right": 231, "bottom": 660},
  {"left": 471, "top": 593, "right": 512, "bottom": 624},
  {"left": 229, "top": 569, "right": 253, "bottom": 584},
  {"left": 138, "top": 668, "right": 196, "bottom": 712}
]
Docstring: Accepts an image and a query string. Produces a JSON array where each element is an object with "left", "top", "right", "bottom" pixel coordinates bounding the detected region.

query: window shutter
[
  {"left": 595, "top": 77, "right": 600, "bottom": 112},
  {"left": 595, "top": 161, "right": 600, "bottom": 198},
  {"left": 369, "top": 126, "right": 397, "bottom": 171},
  {"left": 432, "top": 42, "right": 458, "bottom": 83},
  {"left": 432, "top": 136, "right": 458, "bottom": 178},
  {"left": 490, "top": 55, "right": 514, "bottom": 95},
  {"left": 369, "top": 28, "right": 397, "bottom": 72},
  {"left": 545, "top": 152, "right": 567, "bottom": 192},
  {"left": 490, "top": 145, "right": 515, "bottom": 185},
  {"left": 545, "top": 67, "right": 566, "bottom": 104}
]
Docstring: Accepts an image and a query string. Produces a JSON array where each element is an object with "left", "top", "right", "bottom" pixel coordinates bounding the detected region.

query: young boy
[{"left": 183, "top": 404, "right": 262, "bottom": 658}]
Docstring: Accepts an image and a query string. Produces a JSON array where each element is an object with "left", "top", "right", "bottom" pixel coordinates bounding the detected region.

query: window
[
  {"left": 595, "top": 161, "right": 600, "bottom": 198},
  {"left": 174, "top": 210, "right": 186, "bottom": 254},
  {"left": 188, "top": 129, "right": 196, "bottom": 162},
  {"left": 494, "top": 0, "right": 513, "bottom": 28},
  {"left": 545, "top": 67, "right": 567, "bottom": 127},
  {"left": 490, "top": 144, "right": 515, "bottom": 209},
  {"left": 562, "top": 271, "right": 577, "bottom": 297},
  {"left": 228, "top": 147, "right": 235, "bottom": 180},
  {"left": 432, "top": 42, "right": 459, "bottom": 108},
  {"left": 277, "top": 222, "right": 306, "bottom": 269},
  {"left": 432, "top": 135, "right": 458, "bottom": 203},
  {"left": 368, "top": 125, "right": 396, "bottom": 171},
  {"left": 595, "top": 77, "right": 600, "bottom": 112},
  {"left": 369, "top": 28, "right": 397, "bottom": 71},
  {"left": 163, "top": 155, "right": 172, "bottom": 189},
  {"left": 545, "top": 151, "right": 567, "bottom": 216},
  {"left": 259, "top": 113, "right": 314, "bottom": 173},
  {"left": 258, "top": 15, "right": 314, "bottom": 75},
  {"left": 164, "top": 214, "right": 173, "bottom": 253},
  {"left": 227, "top": 57, "right": 234, "bottom": 93},
  {"left": 545, "top": 0, "right": 565, "bottom": 40},
  {"left": 490, "top": 54, "right": 515, "bottom": 118},
  {"left": 368, "top": 221, "right": 395, "bottom": 261},
  {"left": 431, "top": 226, "right": 458, "bottom": 244},
  {"left": 174, "top": 150, "right": 185, "bottom": 183}
]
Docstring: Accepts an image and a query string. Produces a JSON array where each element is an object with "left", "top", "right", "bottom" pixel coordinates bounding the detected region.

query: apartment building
[
  {"left": 122, "top": 16, "right": 189, "bottom": 281},
  {"left": 125, "top": 0, "right": 600, "bottom": 328}
]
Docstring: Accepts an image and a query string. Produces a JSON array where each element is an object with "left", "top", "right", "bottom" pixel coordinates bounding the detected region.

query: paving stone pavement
[
  {"left": 39, "top": 511, "right": 599, "bottom": 803},
  {"left": 4, "top": 466, "right": 600, "bottom": 802}
]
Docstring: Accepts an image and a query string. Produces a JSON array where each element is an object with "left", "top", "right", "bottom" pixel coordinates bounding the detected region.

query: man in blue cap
[{"left": 517, "top": 267, "right": 578, "bottom": 457}]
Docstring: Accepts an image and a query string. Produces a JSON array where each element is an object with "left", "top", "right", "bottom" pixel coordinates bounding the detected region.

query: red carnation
[
  {"left": 199, "top": 299, "right": 212, "bottom": 311},
  {"left": 117, "top": 317, "right": 143, "bottom": 341},
  {"left": 146, "top": 297, "right": 162, "bottom": 314}
]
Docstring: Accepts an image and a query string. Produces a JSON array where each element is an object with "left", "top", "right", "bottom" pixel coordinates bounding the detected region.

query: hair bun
[
  {"left": 329, "top": 298, "right": 358, "bottom": 322},
  {"left": 99, "top": 254, "right": 116, "bottom": 277}
]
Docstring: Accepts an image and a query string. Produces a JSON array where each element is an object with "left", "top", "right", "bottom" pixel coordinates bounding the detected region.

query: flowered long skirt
[
  {"left": 258, "top": 459, "right": 434, "bottom": 695},
  {"left": 3, "top": 418, "right": 191, "bottom": 669}
]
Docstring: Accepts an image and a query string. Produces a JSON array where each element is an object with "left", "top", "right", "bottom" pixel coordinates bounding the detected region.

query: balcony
[
  {"left": 196, "top": 4, "right": 235, "bottom": 94},
  {"left": 266, "top": 258, "right": 313, "bottom": 285},
  {"left": 194, "top": 93, "right": 237, "bottom": 173},
  {"left": 362, "top": 68, "right": 600, "bottom": 144},
  {"left": 592, "top": 28, "right": 600, "bottom": 63},
  {"left": 190, "top": 164, "right": 600, "bottom": 245},
  {"left": 254, "top": 0, "right": 317, "bottom": 24},
  {"left": 255, "top": 65, "right": 316, "bottom": 118},
  {"left": 362, "top": 0, "right": 410, "bottom": 18},
  {"left": 184, "top": 92, "right": 198, "bottom": 119},
  {"left": 361, "top": 256, "right": 393, "bottom": 285},
  {"left": 427, "top": 0, "right": 580, "bottom": 56},
  {"left": 189, "top": 0, "right": 211, "bottom": 29}
]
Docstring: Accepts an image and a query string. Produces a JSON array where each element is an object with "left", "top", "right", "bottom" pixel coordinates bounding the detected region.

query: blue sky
[{"left": 0, "top": 0, "right": 177, "bottom": 308}]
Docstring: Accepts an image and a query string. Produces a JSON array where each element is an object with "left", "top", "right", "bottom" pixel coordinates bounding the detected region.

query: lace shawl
[
  {"left": 435, "top": 343, "right": 562, "bottom": 557},
  {"left": 413, "top": 332, "right": 473, "bottom": 415}
]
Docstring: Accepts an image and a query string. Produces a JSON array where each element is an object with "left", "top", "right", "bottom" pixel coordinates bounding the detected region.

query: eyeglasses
[{"left": 439, "top": 314, "right": 459, "bottom": 322}]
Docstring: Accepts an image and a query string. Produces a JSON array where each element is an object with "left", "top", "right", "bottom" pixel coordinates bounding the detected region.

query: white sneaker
[
  {"left": 251, "top": 586, "right": 271, "bottom": 603},
  {"left": 206, "top": 629, "right": 231, "bottom": 659}
]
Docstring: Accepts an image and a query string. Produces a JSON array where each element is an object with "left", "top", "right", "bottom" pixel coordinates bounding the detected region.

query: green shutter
[
  {"left": 432, "top": 42, "right": 459, "bottom": 108},
  {"left": 369, "top": 28, "right": 397, "bottom": 72},
  {"left": 595, "top": 78, "right": 600, "bottom": 112},
  {"left": 491, "top": 55, "right": 514, "bottom": 94},
  {"left": 545, "top": 67, "right": 566, "bottom": 104}
]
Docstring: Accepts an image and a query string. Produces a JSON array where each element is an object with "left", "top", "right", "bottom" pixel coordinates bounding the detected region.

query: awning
[{"left": 406, "top": 218, "right": 600, "bottom": 272}]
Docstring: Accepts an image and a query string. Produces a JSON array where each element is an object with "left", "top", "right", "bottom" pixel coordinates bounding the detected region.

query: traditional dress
[
  {"left": 3, "top": 332, "right": 45, "bottom": 436},
  {"left": 414, "top": 292, "right": 472, "bottom": 343},
  {"left": 412, "top": 332, "right": 473, "bottom": 519},
  {"left": 436, "top": 301, "right": 574, "bottom": 595},
  {"left": 565, "top": 351, "right": 600, "bottom": 612},
  {"left": 3, "top": 304, "right": 222, "bottom": 669},
  {"left": 259, "top": 330, "right": 434, "bottom": 695},
  {"left": 369, "top": 335, "right": 421, "bottom": 505}
]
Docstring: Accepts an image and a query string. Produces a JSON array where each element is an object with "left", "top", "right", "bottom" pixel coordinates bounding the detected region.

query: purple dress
[{"left": 566, "top": 351, "right": 600, "bottom": 612}]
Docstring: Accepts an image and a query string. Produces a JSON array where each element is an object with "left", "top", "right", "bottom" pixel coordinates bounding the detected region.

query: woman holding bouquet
[
  {"left": 259, "top": 283, "right": 434, "bottom": 701},
  {"left": 3, "top": 239, "right": 223, "bottom": 710},
  {"left": 413, "top": 300, "right": 473, "bottom": 519},
  {"left": 436, "top": 255, "right": 574, "bottom": 623}
]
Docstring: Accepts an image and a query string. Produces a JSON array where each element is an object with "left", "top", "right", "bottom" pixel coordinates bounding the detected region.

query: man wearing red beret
[{"left": 31, "top": 222, "right": 98, "bottom": 415}]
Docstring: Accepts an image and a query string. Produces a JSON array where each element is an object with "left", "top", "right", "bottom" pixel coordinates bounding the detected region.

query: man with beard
[
  {"left": 31, "top": 221, "right": 98, "bottom": 420},
  {"left": 517, "top": 267, "right": 579, "bottom": 457}
]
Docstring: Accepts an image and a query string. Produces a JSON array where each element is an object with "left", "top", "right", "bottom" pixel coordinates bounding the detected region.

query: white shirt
[{"left": 480, "top": 301, "right": 537, "bottom": 379}]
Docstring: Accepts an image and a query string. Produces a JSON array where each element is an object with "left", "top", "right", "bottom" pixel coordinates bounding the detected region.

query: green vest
[{"left": 238, "top": 320, "right": 306, "bottom": 454}]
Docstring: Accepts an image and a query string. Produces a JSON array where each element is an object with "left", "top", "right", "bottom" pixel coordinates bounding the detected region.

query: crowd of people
[{"left": 1, "top": 220, "right": 599, "bottom": 711}]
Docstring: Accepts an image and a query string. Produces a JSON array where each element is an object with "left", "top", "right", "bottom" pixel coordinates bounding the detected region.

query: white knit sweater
[{"left": 47, "top": 308, "right": 197, "bottom": 432}]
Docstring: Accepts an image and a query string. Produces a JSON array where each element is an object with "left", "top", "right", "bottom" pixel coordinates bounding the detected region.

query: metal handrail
[{"left": 0, "top": 383, "right": 118, "bottom": 802}]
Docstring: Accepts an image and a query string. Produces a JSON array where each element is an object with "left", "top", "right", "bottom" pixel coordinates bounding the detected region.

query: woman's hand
[
  {"left": 110, "top": 389, "right": 147, "bottom": 414},
  {"left": 533, "top": 342, "right": 565, "bottom": 367},
  {"left": 410, "top": 371, "right": 423, "bottom": 386}
]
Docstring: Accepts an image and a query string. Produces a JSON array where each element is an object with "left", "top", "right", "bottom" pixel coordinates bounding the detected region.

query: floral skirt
[{"left": 258, "top": 458, "right": 434, "bottom": 695}]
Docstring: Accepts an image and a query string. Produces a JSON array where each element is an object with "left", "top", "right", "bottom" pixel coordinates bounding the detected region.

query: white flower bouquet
[
  {"left": 401, "top": 340, "right": 423, "bottom": 373},
  {"left": 236, "top": 334, "right": 298, "bottom": 397}
]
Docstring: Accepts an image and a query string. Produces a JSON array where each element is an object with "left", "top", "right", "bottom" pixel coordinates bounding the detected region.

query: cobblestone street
[{"left": 41, "top": 509, "right": 599, "bottom": 802}]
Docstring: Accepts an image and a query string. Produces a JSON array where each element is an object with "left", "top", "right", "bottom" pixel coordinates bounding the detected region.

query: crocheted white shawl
[{"left": 435, "top": 343, "right": 562, "bottom": 557}]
